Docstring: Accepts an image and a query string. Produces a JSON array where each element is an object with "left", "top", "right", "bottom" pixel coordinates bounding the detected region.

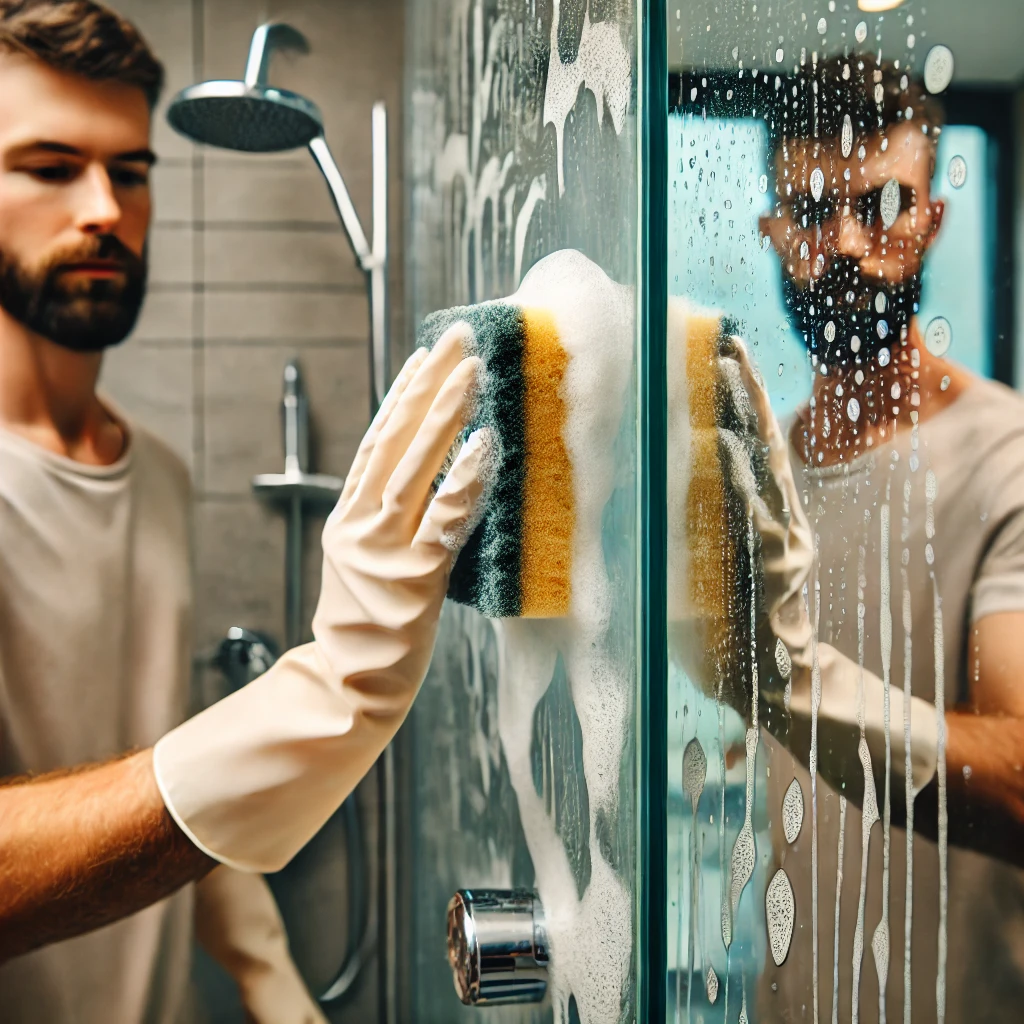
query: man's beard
[
  {"left": 0, "top": 234, "right": 147, "bottom": 353},
  {"left": 782, "top": 256, "right": 921, "bottom": 366}
]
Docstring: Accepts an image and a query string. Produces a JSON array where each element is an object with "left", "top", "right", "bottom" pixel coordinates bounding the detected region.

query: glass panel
[
  {"left": 401, "top": 1, "right": 644, "bottom": 1020},
  {"left": 668, "top": 2, "right": 1024, "bottom": 1022}
]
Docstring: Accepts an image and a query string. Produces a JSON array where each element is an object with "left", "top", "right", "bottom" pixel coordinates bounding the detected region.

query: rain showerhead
[
  {"left": 166, "top": 21, "right": 390, "bottom": 410},
  {"left": 166, "top": 24, "right": 322, "bottom": 153},
  {"left": 167, "top": 80, "right": 322, "bottom": 153}
]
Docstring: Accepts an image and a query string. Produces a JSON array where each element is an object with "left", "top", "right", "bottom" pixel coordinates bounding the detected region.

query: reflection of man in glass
[{"left": 754, "top": 55, "right": 1024, "bottom": 1022}]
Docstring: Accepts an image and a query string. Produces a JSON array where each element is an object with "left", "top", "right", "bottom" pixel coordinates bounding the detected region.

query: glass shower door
[
  {"left": 400, "top": 1, "right": 658, "bottom": 1021},
  {"left": 667, "top": 2, "right": 1024, "bottom": 1023}
]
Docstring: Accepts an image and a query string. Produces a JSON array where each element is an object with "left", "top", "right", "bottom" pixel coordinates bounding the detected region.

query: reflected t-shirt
[
  {"left": 0, "top": 413, "right": 195, "bottom": 1024},
  {"left": 762, "top": 374, "right": 1024, "bottom": 1023}
]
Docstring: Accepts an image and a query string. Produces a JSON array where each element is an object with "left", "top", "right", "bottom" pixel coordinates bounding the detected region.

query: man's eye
[
  {"left": 29, "top": 165, "right": 74, "bottom": 181},
  {"left": 110, "top": 168, "right": 148, "bottom": 187}
]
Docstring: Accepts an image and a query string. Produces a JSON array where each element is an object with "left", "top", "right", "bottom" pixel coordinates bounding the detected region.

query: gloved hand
[
  {"left": 718, "top": 337, "right": 938, "bottom": 799},
  {"left": 154, "top": 327, "right": 490, "bottom": 872},
  {"left": 194, "top": 867, "right": 327, "bottom": 1024}
]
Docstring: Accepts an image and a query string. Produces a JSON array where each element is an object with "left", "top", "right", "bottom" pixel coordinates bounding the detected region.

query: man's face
[
  {"left": 0, "top": 54, "right": 154, "bottom": 352},
  {"left": 759, "top": 120, "right": 944, "bottom": 365}
]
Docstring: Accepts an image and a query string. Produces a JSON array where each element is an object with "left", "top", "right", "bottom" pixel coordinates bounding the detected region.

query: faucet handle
[{"left": 446, "top": 889, "right": 548, "bottom": 1006}]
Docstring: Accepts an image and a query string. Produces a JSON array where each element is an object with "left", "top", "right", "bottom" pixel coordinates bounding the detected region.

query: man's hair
[
  {"left": 766, "top": 53, "right": 945, "bottom": 158},
  {"left": 0, "top": 0, "right": 163, "bottom": 108}
]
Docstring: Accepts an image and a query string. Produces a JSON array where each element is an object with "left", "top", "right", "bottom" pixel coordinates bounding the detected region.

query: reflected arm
[{"left": 911, "top": 611, "right": 1024, "bottom": 865}]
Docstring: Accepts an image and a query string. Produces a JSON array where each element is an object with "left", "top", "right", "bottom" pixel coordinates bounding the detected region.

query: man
[
  {"left": 0, "top": 3, "right": 488, "bottom": 1022},
  {"left": 751, "top": 54, "right": 1024, "bottom": 1022}
]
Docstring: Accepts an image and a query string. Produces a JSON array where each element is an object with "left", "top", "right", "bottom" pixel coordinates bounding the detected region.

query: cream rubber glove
[
  {"left": 719, "top": 337, "right": 938, "bottom": 799},
  {"left": 155, "top": 327, "right": 490, "bottom": 872},
  {"left": 195, "top": 867, "right": 327, "bottom": 1024}
]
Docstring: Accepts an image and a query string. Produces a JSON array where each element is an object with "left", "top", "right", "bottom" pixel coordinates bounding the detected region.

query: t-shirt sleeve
[{"left": 972, "top": 505, "right": 1024, "bottom": 621}]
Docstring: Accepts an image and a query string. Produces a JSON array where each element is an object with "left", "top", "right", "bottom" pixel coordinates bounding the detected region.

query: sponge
[{"left": 416, "top": 250, "right": 632, "bottom": 619}]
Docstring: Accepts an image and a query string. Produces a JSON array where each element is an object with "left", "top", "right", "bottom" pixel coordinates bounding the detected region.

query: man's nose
[
  {"left": 832, "top": 204, "right": 872, "bottom": 261},
  {"left": 74, "top": 164, "right": 122, "bottom": 234}
]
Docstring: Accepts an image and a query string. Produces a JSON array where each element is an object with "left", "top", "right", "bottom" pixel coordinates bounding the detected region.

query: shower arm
[{"left": 308, "top": 114, "right": 390, "bottom": 411}]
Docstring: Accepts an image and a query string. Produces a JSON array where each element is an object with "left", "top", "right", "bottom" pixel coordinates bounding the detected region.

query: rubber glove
[
  {"left": 194, "top": 867, "right": 327, "bottom": 1024},
  {"left": 154, "top": 327, "right": 490, "bottom": 872},
  {"left": 718, "top": 337, "right": 938, "bottom": 799}
]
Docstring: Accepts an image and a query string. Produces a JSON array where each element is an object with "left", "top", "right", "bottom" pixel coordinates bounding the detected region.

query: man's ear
[{"left": 928, "top": 197, "right": 945, "bottom": 244}]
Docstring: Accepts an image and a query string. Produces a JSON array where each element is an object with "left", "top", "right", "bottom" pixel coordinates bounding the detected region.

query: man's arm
[
  {"left": 911, "top": 610, "right": 1024, "bottom": 866},
  {"left": 0, "top": 749, "right": 213, "bottom": 963}
]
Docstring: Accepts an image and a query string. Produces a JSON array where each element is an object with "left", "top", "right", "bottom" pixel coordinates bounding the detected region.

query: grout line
[
  {"left": 190, "top": 0, "right": 205, "bottom": 494},
  {"left": 148, "top": 281, "right": 371, "bottom": 294},
  {"left": 133, "top": 336, "right": 368, "bottom": 349},
  {"left": 154, "top": 219, "right": 345, "bottom": 232}
]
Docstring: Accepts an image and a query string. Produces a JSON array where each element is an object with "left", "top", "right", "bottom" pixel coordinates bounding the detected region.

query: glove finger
[
  {"left": 414, "top": 427, "right": 494, "bottom": 553},
  {"left": 353, "top": 323, "right": 472, "bottom": 510},
  {"left": 338, "top": 347, "right": 430, "bottom": 508},
  {"left": 385, "top": 356, "right": 482, "bottom": 522}
]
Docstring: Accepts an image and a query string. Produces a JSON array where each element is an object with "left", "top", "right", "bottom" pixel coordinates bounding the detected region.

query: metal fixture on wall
[
  {"left": 251, "top": 359, "right": 342, "bottom": 648},
  {"left": 446, "top": 890, "right": 549, "bottom": 1006},
  {"left": 168, "top": 23, "right": 391, "bottom": 1004},
  {"left": 166, "top": 21, "right": 391, "bottom": 408}
]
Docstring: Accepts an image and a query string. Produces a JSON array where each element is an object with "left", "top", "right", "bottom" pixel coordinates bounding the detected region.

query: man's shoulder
[{"left": 124, "top": 418, "right": 192, "bottom": 503}]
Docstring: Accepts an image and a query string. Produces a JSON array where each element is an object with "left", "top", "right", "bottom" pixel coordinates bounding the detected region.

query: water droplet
[
  {"left": 800, "top": 240, "right": 810, "bottom": 260},
  {"left": 875, "top": 292, "right": 887, "bottom": 314},
  {"left": 682, "top": 738, "right": 707, "bottom": 814},
  {"left": 948, "top": 155, "right": 967, "bottom": 189},
  {"left": 877, "top": 320, "right": 889, "bottom": 340},
  {"left": 925, "top": 316, "right": 952, "bottom": 356},
  {"left": 824, "top": 320, "right": 836, "bottom": 343},
  {"left": 766, "top": 868, "right": 795, "bottom": 966},
  {"left": 758, "top": 173, "right": 768, "bottom": 193},
  {"left": 924, "top": 44, "right": 955, "bottom": 94},
  {"left": 925, "top": 542, "right": 935, "bottom": 565},
  {"left": 880, "top": 177, "right": 901, "bottom": 229},
  {"left": 776, "top": 47, "right": 785, "bottom": 63},
  {"left": 855, "top": 21, "right": 868, "bottom": 43},
  {"left": 940, "top": 374, "right": 951, "bottom": 391},
  {"left": 907, "top": 33, "right": 916, "bottom": 49},
  {"left": 810, "top": 167, "right": 825, "bottom": 201},
  {"left": 891, "top": 382, "right": 902, "bottom": 400},
  {"left": 878, "top": 347, "right": 891, "bottom": 367},
  {"left": 855, "top": 369, "right": 865, "bottom": 385},
  {"left": 963, "top": 764, "right": 973, "bottom": 781},
  {"left": 778, "top": 362, "right": 785, "bottom": 376},
  {"left": 847, "top": 397, "right": 861, "bottom": 422},
  {"left": 706, "top": 966, "right": 719, "bottom": 1004},
  {"left": 850, "top": 334, "right": 861, "bottom": 354},
  {"left": 782, "top": 777, "right": 804, "bottom": 843},
  {"left": 817, "top": 17, "right": 827, "bottom": 33},
  {"left": 874, "top": 83, "right": 885, "bottom": 105},
  {"left": 842, "top": 114, "right": 853, "bottom": 158}
]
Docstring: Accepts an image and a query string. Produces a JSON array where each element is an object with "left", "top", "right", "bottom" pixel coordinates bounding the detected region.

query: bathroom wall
[{"left": 101, "top": 0, "right": 403, "bottom": 1019}]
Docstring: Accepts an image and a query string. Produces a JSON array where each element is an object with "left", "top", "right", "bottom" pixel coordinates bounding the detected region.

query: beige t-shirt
[
  {"left": 0, "top": 411, "right": 195, "bottom": 1024},
  {"left": 763, "top": 376, "right": 1024, "bottom": 1023}
]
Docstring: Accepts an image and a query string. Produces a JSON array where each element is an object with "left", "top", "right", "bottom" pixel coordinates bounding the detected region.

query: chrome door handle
[{"left": 446, "top": 889, "right": 548, "bottom": 1006}]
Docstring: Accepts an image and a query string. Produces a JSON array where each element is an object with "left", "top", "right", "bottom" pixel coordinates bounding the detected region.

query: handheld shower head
[{"left": 166, "top": 23, "right": 323, "bottom": 152}]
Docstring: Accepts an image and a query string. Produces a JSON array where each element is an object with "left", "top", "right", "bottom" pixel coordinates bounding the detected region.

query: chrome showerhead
[{"left": 166, "top": 23, "right": 322, "bottom": 153}]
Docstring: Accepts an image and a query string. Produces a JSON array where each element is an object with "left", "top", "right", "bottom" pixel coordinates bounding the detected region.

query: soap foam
[{"left": 497, "top": 249, "right": 634, "bottom": 1023}]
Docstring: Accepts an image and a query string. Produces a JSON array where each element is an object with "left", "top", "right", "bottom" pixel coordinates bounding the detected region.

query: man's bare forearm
[
  {"left": 0, "top": 749, "right": 215, "bottom": 962},
  {"left": 909, "top": 711, "right": 1024, "bottom": 867}
]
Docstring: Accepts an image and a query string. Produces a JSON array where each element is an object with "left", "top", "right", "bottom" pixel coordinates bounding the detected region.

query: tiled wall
[{"left": 102, "top": 0, "right": 403, "bottom": 1019}]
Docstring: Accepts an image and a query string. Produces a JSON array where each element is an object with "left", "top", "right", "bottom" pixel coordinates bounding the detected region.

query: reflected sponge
[{"left": 417, "top": 250, "right": 632, "bottom": 618}]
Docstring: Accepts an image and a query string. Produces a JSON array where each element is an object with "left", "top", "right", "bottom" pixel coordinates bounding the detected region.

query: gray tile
[
  {"left": 149, "top": 225, "right": 195, "bottom": 285},
  {"left": 152, "top": 163, "right": 194, "bottom": 224},
  {"left": 193, "top": 497, "right": 286, "bottom": 654},
  {"left": 203, "top": 227, "right": 364, "bottom": 289},
  {"left": 132, "top": 289, "right": 194, "bottom": 343},
  {"left": 99, "top": 344, "right": 193, "bottom": 470},
  {"left": 204, "top": 289, "right": 368, "bottom": 343},
  {"left": 203, "top": 343, "right": 370, "bottom": 495},
  {"left": 204, "top": 161, "right": 337, "bottom": 224}
]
